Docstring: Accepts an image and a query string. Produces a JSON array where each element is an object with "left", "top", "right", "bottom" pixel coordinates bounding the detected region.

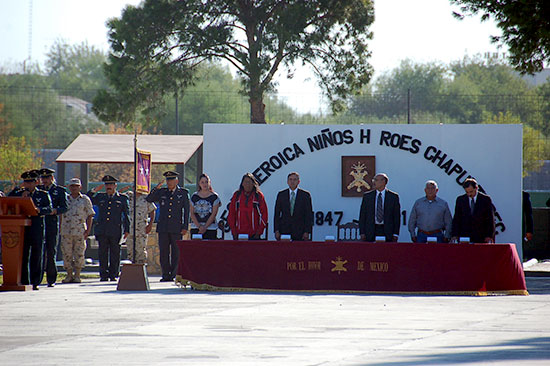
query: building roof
[{"left": 56, "top": 134, "right": 203, "bottom": 164}]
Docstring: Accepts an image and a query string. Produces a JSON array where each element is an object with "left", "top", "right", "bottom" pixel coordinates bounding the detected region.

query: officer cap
[
  {"left": 21, "top": 170, "right": 39, "bottom": 182},
  {"left": 39, "top": 168, "right": 55, "bottom": 178},
  {"left": 101, "top": 175, "right": 118, "bottom": 184},
  {"left": 163, "top": 171, "right": 179, "bottom": 180},
  {"left": 68, "top": 178, "right": 82, "bottom": 186}
]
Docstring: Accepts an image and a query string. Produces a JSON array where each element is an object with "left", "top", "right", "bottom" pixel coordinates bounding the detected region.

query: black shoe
[
  {"left": 32, "top": 285, "right": 39, "bottom": 291},
  {"left": 100, "top": 278, "right": 109, "bottom": 282},
  {"left": 109, "top": 277, "right": 117, "bottom": 281},
  {"left": 47, "top": 283, "right": 55, "bottom": 288},
  {"left": 159, "top": 278, "right": 172, "bottom": 282}
]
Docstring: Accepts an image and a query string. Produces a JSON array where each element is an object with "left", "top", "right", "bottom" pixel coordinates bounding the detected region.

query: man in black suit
[
  {"left": 359, "top": 173, "right": 401, "bottom": 242},
  {"left": 274, "top": 172, "right": 313, "bottom": 241},
  {"left": 522, "top": 190, "right": 534, "bottom": 243},
  {"left": 451, "top": 178, "right": 495, "bottom": 243}
]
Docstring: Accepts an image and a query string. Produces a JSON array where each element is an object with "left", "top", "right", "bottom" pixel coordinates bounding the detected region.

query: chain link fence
[{"left": 1, "top": 86, "right": 549, "bottom": 191}]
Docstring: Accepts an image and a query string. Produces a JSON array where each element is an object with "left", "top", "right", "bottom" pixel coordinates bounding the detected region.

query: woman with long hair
[
  {"left": 227, "top": 172, "right": 268, "bottom": 240},
  {"left": 189, "top": 173, "right": 221, "bottom": 240}
]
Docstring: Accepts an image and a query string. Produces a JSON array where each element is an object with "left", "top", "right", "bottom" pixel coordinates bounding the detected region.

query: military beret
[
  {"left": 163, "top": 171, "right": 179, "bottom": 180},
  {"left": 68, "top": 178, "right": 82, "bottom": 186},
  {"left": 39, "top": 168, "right": 55, "bottom": 178},
  {"left": 21, "top": 170, "right": 39, "bottom": 182},
  {"left": 102, "top": 175, "right": 118, "bottom": 183}
]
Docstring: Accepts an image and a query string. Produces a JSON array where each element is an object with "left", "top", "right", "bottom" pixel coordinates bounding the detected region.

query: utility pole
[{"left": 407, "top": 88, "right": 411, "bottom": 124}]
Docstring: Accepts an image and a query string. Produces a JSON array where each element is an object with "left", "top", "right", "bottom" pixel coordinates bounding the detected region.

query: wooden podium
[{"left": 0, "top": 197, "right": 37, "bottom": 291}]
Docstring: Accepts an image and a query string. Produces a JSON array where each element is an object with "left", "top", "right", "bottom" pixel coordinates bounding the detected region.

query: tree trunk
[{"left": 249, "top": 96, "right": 266, "bottom": 124}]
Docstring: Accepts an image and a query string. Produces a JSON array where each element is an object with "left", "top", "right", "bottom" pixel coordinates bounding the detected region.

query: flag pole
[{"left": 117, "top": 129, "right": 150, "bottom": 291}]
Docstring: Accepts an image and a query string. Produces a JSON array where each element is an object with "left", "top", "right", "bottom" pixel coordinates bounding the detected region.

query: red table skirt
[{"left": 176, "top": 240, "right": 528, "bottom": 296}]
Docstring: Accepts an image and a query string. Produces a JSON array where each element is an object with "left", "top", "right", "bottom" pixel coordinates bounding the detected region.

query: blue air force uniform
[
  {"left": 87, "top": 175, "right": 130, "bottom": 281},
  {"left": 8, "top": 170, "right": 53, "bottom": 289},
  {"left": 38, "top": 168, "right": 68, "bottom": 286},
  {"left": 146, "top": 171, "right": 190, "bottom": 281}
]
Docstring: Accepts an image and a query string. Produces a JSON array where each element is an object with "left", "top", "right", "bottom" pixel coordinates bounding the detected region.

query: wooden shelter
[{"left": 55, "top": 134, "right": 203, "bottom": 190}]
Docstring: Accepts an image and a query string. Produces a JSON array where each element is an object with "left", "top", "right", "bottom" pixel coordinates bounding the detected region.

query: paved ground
[{"left": 1, "top": 270, "right": 549, "bottom": 366}]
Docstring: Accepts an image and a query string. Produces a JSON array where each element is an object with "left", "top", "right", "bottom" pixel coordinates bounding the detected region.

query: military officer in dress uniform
[
  {"left": 125, "top": 189, "right": 156, "bottom": 264},
  {"left": 87, "top": 175, "right": 130, "bottom": 281},
  {"left": 38, "top": 168, "right": 68, "bottom": 287},
  {"left": 146, "top": 171, "right": 190, "bottom": 282},
  {"left": 8, "top": 170, "right": 53, "bottom": 290}
]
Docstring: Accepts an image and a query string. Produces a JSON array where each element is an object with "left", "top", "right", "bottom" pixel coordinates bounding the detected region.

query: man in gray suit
[{"left": 359, "top": 173, "right": 401, "bottom": 242}]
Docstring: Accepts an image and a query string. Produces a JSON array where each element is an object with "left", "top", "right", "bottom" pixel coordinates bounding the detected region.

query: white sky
[{"left": 0, "top": 0, "right": 504, "bottom": 114}]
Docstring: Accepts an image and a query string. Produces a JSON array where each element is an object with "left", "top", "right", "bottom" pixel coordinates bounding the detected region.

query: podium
[{"left": 0, "top": 197, "right": 37, "bottom": 291}]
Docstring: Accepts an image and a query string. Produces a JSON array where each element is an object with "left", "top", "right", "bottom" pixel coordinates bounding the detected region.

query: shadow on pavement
[
  {"left": 367, "top": 337, "right": 550, "bottom": 366},
  {"left": 526, "top": 277, "right": 550, "bottom": 295}
]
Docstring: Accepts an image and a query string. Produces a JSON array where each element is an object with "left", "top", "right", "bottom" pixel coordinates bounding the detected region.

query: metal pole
[
  {"left": 175, "top": 94, "right": 179, "bottom": 135},
  {"left": 133, "top": 133, "right": 137, "bottom": 263},
  {"left": 407, "top": 88, "right": 411, "bottom": 124}
]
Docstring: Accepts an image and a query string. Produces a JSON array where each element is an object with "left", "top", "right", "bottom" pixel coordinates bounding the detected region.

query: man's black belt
[{"left": 418, "top": 228, "right": 443, "bottom": 235}]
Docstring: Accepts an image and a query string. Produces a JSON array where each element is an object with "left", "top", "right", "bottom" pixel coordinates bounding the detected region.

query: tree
[
  {"left": 0, "top": 73, "right": 106, "bottom": 149},
  {"left": 95, "top": 0, "right": 375, "bottom": 124},
  {"left": 445, "top": 57, "right": 539, "bottom": 125},
  {"left": 351, "top": 60, "right": 448, "bottom": 121},
  {"left": 350, "top": 57, "right": 545, "bottom": 127},
  {"left": 450, "top": 0, "right": 550, "bottom": 74},
  {"left": 483, "top": 111, "right": 549, "bottom": 177},
  {"left": 0, "top": 136, "right": 43, "bottom": 189},
  {"left": 45, "top": 39, "right": 109, "bottom": 101}
]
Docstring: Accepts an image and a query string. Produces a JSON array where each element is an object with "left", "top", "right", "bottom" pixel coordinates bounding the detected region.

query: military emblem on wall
[{"left": 341, "top": 156, "right": 375, "bottom": 197}]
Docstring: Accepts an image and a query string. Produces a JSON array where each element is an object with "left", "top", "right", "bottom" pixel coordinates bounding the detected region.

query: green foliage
[
  {"left": 45, "top": 39, "right": 109, "bottom": 100},
  {"left": 350, "top": 57, "right": 546, "bottom": 128},
  {"left": 94, "top": 0, "right": 375, "bottom": 124},
  {"left": 351, "top": 60, "right": 448, "bottom": 120},
  {"left": 0, "top": 136, "right": 43, "bottom": 187},
  {"left": 450, "top": 0, "right": 550, "bottom": 74},
  {"left": 482, "top": 111, "right": 550, "bottom": 177},
  {"left": 142, "top": 62, "right": 303, "bottom": 134},
  {"left": 0, "top": 74, "right": 105, "bottom": 149}
]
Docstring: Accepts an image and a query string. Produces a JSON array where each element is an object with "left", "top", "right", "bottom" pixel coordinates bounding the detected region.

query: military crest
[
  {"left": 341, "top": 156, "right": 375, "bottom": 197},
  {"left": 331, "top": 256, "right": 348, "bottom": 274}
]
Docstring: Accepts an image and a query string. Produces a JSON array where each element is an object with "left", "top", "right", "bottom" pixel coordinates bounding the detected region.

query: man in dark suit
[
  {"left": 451, "top": 178, "right": 495, "bottom": 243},
  {"left": 359, "top": 173, "right": 401, "bottom": 242},
  {"left": 87, "top": 175, "right": 130, "bottom": 281},
  {"left": 522, "top": 190, "right": 534, "bottom": 243},
  {"left": 274, "top": 172, "right": 313, "bottom": 241}
]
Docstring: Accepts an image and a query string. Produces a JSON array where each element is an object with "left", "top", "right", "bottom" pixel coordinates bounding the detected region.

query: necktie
[
  {"left": 470, "top": 198, "right": 475, "bottom": 215},
  {"left": 290, "top": 191, "right": 296, "bottom": 215},
  {"left": 376, "top": 192, "right": 384, "bottom": 223}
]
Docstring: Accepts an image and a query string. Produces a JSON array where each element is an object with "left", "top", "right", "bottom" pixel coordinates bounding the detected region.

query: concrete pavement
[{"left": 0, "top": 275, "right": 549, "bottom": 366}]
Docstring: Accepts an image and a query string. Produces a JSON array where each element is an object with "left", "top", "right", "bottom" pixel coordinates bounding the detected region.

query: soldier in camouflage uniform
[
  {"left": 60, "top": 178, "right": 95, "bottom": 283},
  {"left": 125, "top": 190, "right": 156, "bottom": 264}
]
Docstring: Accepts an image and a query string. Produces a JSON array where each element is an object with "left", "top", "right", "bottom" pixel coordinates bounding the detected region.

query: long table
[{"left": 176, "top": 240, "right": 528, "bottom": 296}]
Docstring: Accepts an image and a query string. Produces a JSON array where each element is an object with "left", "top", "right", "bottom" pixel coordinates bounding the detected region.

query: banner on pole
[{"left": 136, "top": 148, "right": 152, "bottom": 194}]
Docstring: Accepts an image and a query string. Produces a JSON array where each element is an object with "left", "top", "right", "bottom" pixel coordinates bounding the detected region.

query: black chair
[{"left": 337, "top": 221, "right": 361, "bottom": 241}]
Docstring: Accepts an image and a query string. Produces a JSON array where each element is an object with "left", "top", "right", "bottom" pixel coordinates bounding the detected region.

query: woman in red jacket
[{"left": 227, "top": 173, "right": 268, "bottom": 240}]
